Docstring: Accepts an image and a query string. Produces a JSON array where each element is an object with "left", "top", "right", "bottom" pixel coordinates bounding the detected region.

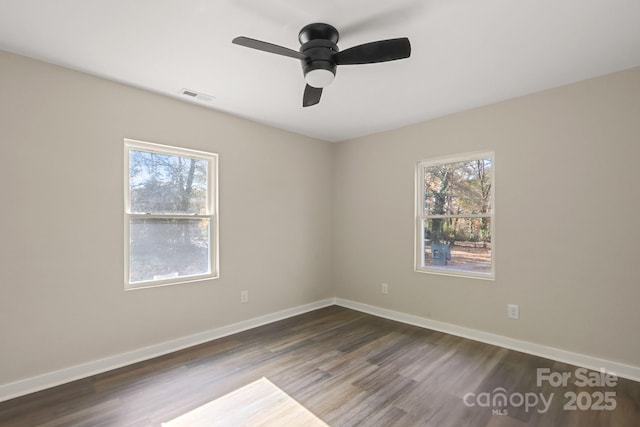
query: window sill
[
  {"left": 414, "top": 267, "right": 495, "bottom": 281},
  {"left": 125, "top": 273, "right": 219, "bottom": 291}
]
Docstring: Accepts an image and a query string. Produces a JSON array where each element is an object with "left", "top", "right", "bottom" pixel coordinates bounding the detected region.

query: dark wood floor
[{"left": 1, "top": 306, "right": 639, "bottom": 426}]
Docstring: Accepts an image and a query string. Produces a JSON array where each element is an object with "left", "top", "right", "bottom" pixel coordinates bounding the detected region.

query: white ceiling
[{"left": 1, "top": 0, "right": 639, "bottom": 142}]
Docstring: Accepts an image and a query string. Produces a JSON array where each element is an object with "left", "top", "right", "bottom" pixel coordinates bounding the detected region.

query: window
[
  {"left": 124, "top": 139, "right": 218, "bottom": 289},
  {"left": 415, "top": 152, "right": 494, "bottom": 279}
]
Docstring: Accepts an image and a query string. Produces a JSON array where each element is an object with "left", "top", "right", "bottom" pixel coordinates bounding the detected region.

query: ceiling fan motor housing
[{"left": 299, "top": 23, "right": 339, "bottom": 88}]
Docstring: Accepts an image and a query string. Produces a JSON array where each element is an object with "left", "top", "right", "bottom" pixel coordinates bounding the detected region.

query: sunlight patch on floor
[{"left": 162, "top": 377, "right": 328, "bottom": 426}]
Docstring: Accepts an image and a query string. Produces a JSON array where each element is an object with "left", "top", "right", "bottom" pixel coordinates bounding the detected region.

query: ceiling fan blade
[
  {"left": 334, "top": 37, "right": 411, "bottom": 65},
  {"left": 232, "top": 36, "right": 305, "bottom": 60},
  {"left": 303, "top": 85, "right": 322, "bottom": 107}
]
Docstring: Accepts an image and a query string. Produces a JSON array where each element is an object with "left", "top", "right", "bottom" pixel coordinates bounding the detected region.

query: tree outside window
[
  {"left": 416, "top": 152, "right": 494, "bottom": 279},
  {"left": 125, "top": 139, "right": 218, "bottom": 289}
]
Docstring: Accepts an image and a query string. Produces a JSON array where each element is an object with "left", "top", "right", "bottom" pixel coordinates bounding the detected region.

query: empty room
[{"left": 1, "top": 0, "right": 639, "bottom": 426}]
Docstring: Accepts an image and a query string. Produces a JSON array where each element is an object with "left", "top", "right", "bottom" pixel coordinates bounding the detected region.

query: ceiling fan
[{"left": 232, "top": 23, "right": 411, "bottom": 107}]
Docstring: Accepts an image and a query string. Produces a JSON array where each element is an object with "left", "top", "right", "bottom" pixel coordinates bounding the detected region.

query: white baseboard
[
  {"left": 334, "top": 298, "right": 640, "bottom": 383},
  {"left": 0, "top": 298, "right": 335, "bottom": 403},
  {"left": 3, "top": 297, "right": 638, "bottom": 403}
]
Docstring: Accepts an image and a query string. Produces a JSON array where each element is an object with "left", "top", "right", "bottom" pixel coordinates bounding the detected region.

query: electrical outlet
[
  {"left": 381, "top": 283, "right": 389, "bottom": 294},
  {"left": 507, "top": 304, "right": 519, "bottom": 319},
  {"left": 240, "top": 290, "right": 249, "bottom": 304}
]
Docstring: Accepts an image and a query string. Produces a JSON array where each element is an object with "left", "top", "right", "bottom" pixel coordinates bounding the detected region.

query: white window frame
[
  {"left": 124, "top": 139, "right": 219, "bottom": 290},
  {"left": 414, "top": 151, "right": 495, "bottom": 280}
]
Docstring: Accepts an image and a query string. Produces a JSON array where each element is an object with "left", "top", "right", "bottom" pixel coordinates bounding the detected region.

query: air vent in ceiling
[{"left": 180, "top": 88, "right": 214, "bottom": 102}]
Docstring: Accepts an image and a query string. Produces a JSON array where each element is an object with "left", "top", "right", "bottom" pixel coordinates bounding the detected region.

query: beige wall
[
  {"left": 1, "top": 48, "right": 639, "bottom": 389},
  {"left": 333, "top": 66, "right": 640, "bottom": 367},
  {"left": 0, "top": 50, "right": 334, "bottom": 385}
]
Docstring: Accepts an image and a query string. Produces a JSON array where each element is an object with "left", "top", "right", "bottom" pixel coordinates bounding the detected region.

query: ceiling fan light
[{"left": 305, "top": 68, "right": 335, "bottom": 88}]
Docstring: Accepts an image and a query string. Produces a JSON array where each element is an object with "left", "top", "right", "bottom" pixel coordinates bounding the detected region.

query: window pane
[
  {"left": 129, "top": 218, "right": 211, "bottom": 283},
  {"left": 129, "top": 150, "right": 208, "bottom": 214},
  {"left": 423, "top": 158, "right": 492, "bottom": 216},
  {"left": 423, "top": 218, "right": 492, "bottom": 273}
]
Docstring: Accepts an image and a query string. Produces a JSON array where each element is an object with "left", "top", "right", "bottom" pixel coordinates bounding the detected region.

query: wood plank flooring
[{"left": 1, "top": 306, "right": 638, "bottom": 426}]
